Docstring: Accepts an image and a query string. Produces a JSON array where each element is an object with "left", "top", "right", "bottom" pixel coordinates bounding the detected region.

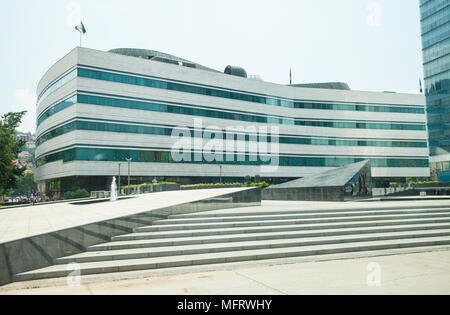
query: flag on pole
[
  {"left": 419, "top": 78, "right": 423, "bottom": 94},
  {"left": 75, "top": 21, "right": 87, "bottom": 34},
  {"left": 290, "top": 68, "right": 292, "bottom": 85}
]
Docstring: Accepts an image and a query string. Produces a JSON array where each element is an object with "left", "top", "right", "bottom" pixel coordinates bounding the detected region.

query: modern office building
[
  {"left": 419, "top": 0, "right": 450, "bottom": 181},
  {"left": 35, "top": 47, "right": 429, "bottom": 196}
]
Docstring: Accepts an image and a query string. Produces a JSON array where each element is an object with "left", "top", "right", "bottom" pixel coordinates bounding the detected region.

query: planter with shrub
[{"left": 63, "top": 189, "right": 91, "bottom": 200}]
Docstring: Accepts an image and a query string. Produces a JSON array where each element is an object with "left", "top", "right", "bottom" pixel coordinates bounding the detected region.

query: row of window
[
  {"left": 430, "top": 146, "right": 450, "bottom": 156},
  {"left": 420, "top": 0, "right": 449, "bottom": 20},
  {"left": 427, "top": 96, "right": 450, "bottom": 112},
  {"left": 75, "top": 67, "right": 424, "bottom": 114},
  {"left": 37, "top": 69, "right": 77, "bottom": 107},
  {"left": 426, "top": 108, "right": 450, "bottom": 117},
  {"left": 421, "top": 7, "right": 450, "bottom": 35},
  {"left": 422, "top": 38, "right": 450, "bottom": 65},
  {"left": 37, "top": 95, "right": 77, "bottom": 126},
  {"left": 294, "top": 102, "right": 424, "bottom": 114},
  {"left": 429, "top": 130, "right": 450, "bottom": 142},
  {"left": 424, "top": 76, "right": 450, "bottom": 96},
  {"left": 37, "top": 93, "right": 426, "bottom": 131},
  {"left": 36, "top": 119, "right": 429, "bottom": 149},
  {"left": 424, "top": 58, "right": 450, "bottom": 159},
  {"left": 428, "top": 110, "right": 450, "bottom": 122},
  {"left": 77, "top": 67, "right": 294, "bottom": 107},
  {"left": 77, "top": 94, "right": 427, "bottom": 131},
  {"left": 430, "top": 139, "right": 450, "bottom": 147},
  {"left": 429, "top": 122, "right": 450, "bottom": 130},
  {"left": 36, "top": 147, "right": 430, "bottom": 168},
  {"left": 422, "top": 22, "right": 450, "bottom": 49},
  {"left": 423, "top": 54, "right": 450, "bottom": 78}
]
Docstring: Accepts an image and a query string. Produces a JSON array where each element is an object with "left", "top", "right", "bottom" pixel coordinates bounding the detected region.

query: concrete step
[
  {"left": 156, "top": 209, "right": 450, "bottom": 226},
  {"left": 89, "top": 223, "right": 450, "bottom": 251},
  {"left": 134, "top": 213, "right": 450, "bottom": 233},
  {"left": 15, "top": 236, "right": 450, "bottom": 282},
  {"left": 114, "top": 218, "right": 450, "bottom": 241},
  {"left": 56, "top": 229, "right": 450, "bottom": 264},
  {"left": 167, "top": 206, "right": 450, "bottom": 219}
]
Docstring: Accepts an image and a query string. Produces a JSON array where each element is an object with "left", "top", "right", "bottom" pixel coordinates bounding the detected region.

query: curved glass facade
[
  {"left": 37, "top": 95, "right": 76, "bottom": 126},
  {"left": 76, "top": 67, "right": 424, "bottom": 113},
  {"left": 37, "top": 69, "right": 77, "bottom": 107},
  {"left": 36, "top": 147, "right": 429, "bottom": 169},
  {"left": 37, "top": 92, "right": 426, "bottom": 131},
  {"left": 34, "top": 46, "right": 430, "bottom": 194},
  {"left": 294, "top": 102, "right": 424, "bottom": 114},
  {"left": 38, "top": 66, "right": 425, "bottom": 114},
  {"left": 36, "top": 119, "right": 428, "bottom": 149}
]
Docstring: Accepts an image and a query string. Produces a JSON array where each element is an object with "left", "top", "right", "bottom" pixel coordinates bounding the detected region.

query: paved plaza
[
  {"left": 2, "top": 194, "right": 448, "bottom": 244},
  {"left": 1, "top": 248, "right": 450, "bottom": 295},
  {"left": 1, "top": 193, "right": 450, "bottom": 294}
]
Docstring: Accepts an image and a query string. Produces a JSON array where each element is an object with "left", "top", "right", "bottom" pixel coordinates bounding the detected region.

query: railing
[
  {"left": 372, "top": 185, "right": 413, "bottom": 197},
  {"left": 90, "top": 191, "right": 111, "bottom": 199},
  {"left": 116, "top": 184, "right": 181, "bottom": 196}
]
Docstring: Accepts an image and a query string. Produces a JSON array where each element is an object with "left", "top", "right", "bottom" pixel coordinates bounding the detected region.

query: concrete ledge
[
  {"left": 263, "top": 187, "right": 345, "bottom": 202},
  {"left": 0, "top": 197, "right": 94, "bottom": 211},
  {"left": 362, "top": 196, "right": 450, "bottom": 202},
  {"left": 0, "top": 187, "right": 261, "bottom": 286}
]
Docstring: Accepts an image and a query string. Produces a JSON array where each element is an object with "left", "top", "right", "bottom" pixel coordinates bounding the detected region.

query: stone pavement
[
  {"left": 1, "top": 248, "right": 450, "bottom": 295},
  {"left": 2, "top": 197, "right": 449, "bottom": 244},
  {"left": 2, "top": 198, "right": 450, "bottom": 294}
]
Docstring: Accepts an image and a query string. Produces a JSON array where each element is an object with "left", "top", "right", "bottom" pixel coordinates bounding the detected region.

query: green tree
[
  {"left": 0, "top": 111, "right": 27, "bottom": 198},
  {"left": 63, "top": 189, "right": 90, "bottom": 200},
  {"left": 244, "top": 175, "right": 251, "bottom": 186},
  {"left": 13, "top": 170, "right": 37, "bottom": 197}
]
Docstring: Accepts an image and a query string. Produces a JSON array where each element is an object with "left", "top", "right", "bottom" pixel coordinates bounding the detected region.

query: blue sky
[{"left": 0, "top": 0, "right": 424, "bottom": 133}]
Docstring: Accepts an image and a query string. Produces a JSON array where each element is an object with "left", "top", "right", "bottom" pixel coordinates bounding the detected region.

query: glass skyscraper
[{"left": 420, "top": 0, "right": 450, "bottom": 181}]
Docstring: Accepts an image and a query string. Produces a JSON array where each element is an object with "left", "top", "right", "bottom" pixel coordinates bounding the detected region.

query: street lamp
[
  {"left": 118, "top": 163, "right": 122, "bottom": 196},
  {"left": 126, "top": 158, "right": 132, "bottom": 195},
  {"left": 220, "top": 165, "right": 223, "bottom": 184}
]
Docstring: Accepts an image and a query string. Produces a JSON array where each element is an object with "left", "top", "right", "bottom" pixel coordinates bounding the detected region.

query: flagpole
[{"left": 76, "top": 22, "right": 85, "bottom": 47}]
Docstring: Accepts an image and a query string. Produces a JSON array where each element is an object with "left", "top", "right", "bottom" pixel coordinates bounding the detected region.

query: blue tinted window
[
  {"left": 76, "top": 68, "right": 425, "bottom": 114},
  {"left": 36, "top": 147, "right": 429, "bottom": 168},
  {"left": 36, "top": 119, "right": 428, "bottom": 149},
  {"left": 71, "top": 93, "right": 426, "bottom": 131}
]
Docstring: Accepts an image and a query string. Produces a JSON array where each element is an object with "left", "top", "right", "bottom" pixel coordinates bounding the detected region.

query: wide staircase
[{"left": 14, "top": 204, "right": 450, "bottom": 282}]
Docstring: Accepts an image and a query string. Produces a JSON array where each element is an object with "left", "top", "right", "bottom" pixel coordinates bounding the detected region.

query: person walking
[{"left": 30, "top": 190, "right": 35, "bottom": 206}]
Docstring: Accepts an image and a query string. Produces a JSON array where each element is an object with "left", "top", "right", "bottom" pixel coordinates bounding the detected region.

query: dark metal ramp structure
[{"left": 263, "top": 160, "right": 372, "bottom": 201}]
